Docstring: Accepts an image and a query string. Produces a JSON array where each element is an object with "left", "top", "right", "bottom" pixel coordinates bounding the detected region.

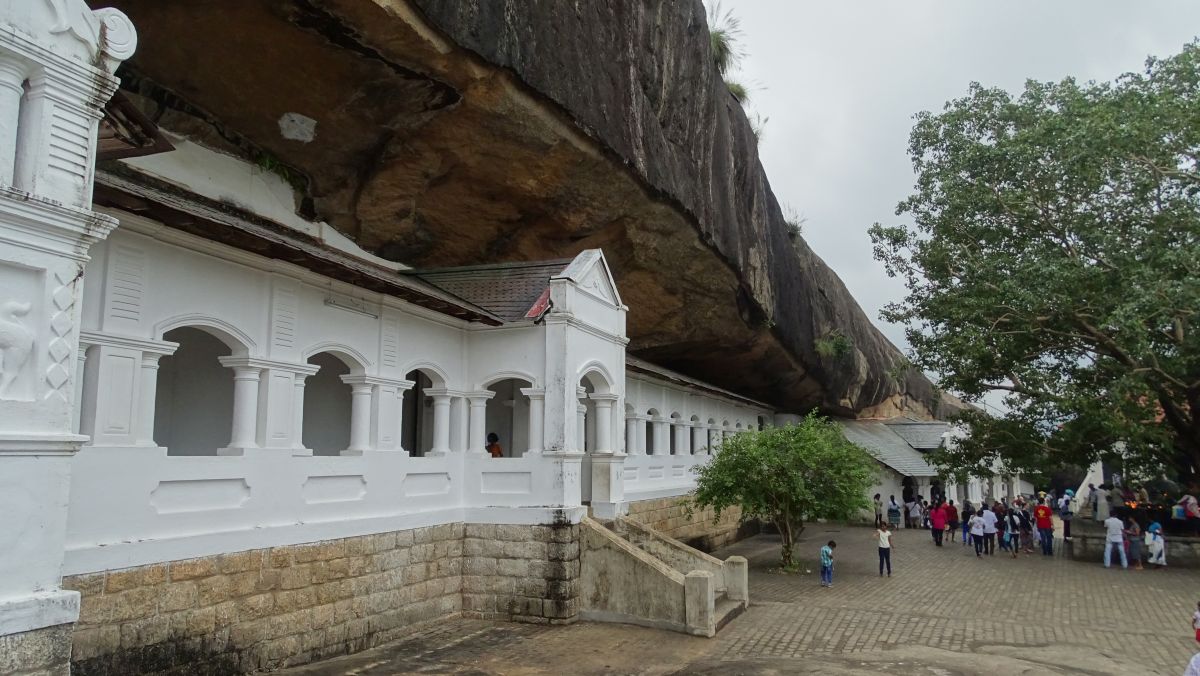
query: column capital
[
  {"left": 342, "top": 374, "right": 414, "bottom": 390},
  {"left": 519, "top": 387, "right": 546, "bottom": 400},
  {"left": 465, "top": 391, "right": 496, "bottom": 404},
  {"left": 576, "top": 386, "right": 588, "bottom": 399},
  {"left": 424, "top": 388, "right": 456, "bottom": 401},
  {"left": 588, "top": 393, "right": 620, "bottom": 403},
  {"left": 79, "top": 330, "right": 177, "bottom": 357},
  {"left": 140, "top": 353, "right": 164, "bottom": 369}
]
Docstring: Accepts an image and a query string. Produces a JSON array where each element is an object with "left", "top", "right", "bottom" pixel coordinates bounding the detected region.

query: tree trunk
[{"left": 777, "top": 518, "right": 793, "bottom": 568}]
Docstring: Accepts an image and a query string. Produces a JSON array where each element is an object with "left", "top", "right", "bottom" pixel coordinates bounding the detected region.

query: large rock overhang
[{"left": 97, "top": 0, "right": 942, "bottom": 418}]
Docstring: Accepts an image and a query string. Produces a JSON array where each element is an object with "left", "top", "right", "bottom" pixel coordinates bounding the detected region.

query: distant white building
[{"left": 842, "top": 419, "right": 1034, "bottom": 522}]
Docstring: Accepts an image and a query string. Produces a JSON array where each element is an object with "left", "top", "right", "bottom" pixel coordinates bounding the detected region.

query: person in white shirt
[
  {"left": 1103, "top": 514, "right": 1128, "bottom": 569},
  {"left": 875, "top": 522, "right": 895, "bottom": 577},
  {"left": 968, "top": 512, "right": 986, "bottom": 557},
  {"left": 980, "top": 507, "right": 998, "bottom": 556},
  {"left": 1185, "top": 651, "right": 1200, "bottom": 676}
]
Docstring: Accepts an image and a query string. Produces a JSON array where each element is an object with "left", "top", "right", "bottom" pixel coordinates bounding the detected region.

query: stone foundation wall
[
  {"left": 63, "top": 524, "right": 466, "bottom": 675},
  {"left": 461, "top": 523, "right": 580, "bottom": 624},
  {"left": 625, "top": 497, "right": 752, "bottom": 551},
  {"left": 0, "top": 623, "right": 73, "bottom": 676}
]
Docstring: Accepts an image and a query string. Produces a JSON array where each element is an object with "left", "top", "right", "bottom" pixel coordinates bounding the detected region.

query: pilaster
[{"left": 0, "top": 0, "right": 138, "bottom": 648}]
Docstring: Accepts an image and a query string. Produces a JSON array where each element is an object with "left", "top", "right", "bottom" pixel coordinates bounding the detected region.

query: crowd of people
[{"left": 865, "top": 489, "right": 1174, "bottom": 571}]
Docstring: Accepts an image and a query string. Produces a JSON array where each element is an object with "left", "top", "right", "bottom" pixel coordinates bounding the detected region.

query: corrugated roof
[
  {"left": 839, "top": 420, "right": 937, "bottom": 477},
  {"left": 410, "top": 259, "right": 574, "bottom": 322},
  {"left": 883, "top": 420, "right": 952, "bottom": 450}
]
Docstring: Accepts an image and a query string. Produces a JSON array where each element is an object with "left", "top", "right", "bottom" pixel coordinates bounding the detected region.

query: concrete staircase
[{"left": 578, "top": 516, "right": 748, "bottom": 637}]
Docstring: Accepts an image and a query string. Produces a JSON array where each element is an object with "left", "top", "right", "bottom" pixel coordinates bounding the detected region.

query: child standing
[{"left": 820, "top": 540, "right": 836, "bottom": 587}]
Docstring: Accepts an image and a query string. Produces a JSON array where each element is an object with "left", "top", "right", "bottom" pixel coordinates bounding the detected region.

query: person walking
[
  {"left": 907, "top": 498, "right": 923, "bottom": 530},
  {"left": 876, "top": 522, "right": 894, "bottom": 577},
  {"left": 1146, "top": 522, "right": 1167, "bottom": 568},
  {"left": 945, "top": 499, "right": 960, "bottom": 544},
  {"left": 1125, "top": 515, "right": 1143, "bottom": 570},
  {"left": 1018, "top": 502, "right": 1035, "bottom": 553},
  {"left": 1034, "top": 498, "right": 1055, "bottom": 556},
  {"left": 968, "top": 510, "right": 986, "bottom": 557},
  {"left": 981, "top": 503, "right": 998, "bottom": 555},
  {"left": 1059, "top": 489, "right": 1075, "bottom": 540},
  {"left": 961, "top": 500, "right": 974, "bottom": 546},
  {"left": 1103, "top": 512, "right": 1128, "bottom": 569},
  {"left": 887, "top": 495, "right": 902, "bottom": 529},
  {"left": 873, "top": 494, "right": 884, "bottom": 529},
  {"left": 819, "top": 540, "right": 836, "bottom": 587},
  {"left": 930, "top": 500, "right": 947, "bottom": 547},
  {"left": 1004, "top": 508, "right": 1021, "bottom": 558},
  {"left": 995, "top": 500, "right": 1009, "bottom": 552}
]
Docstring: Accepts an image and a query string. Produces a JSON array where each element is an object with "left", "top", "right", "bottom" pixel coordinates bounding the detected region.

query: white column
[
  {"left": 426, "top": 389, "right": 453, "bottom": 455},
  {"left": 577, "top": 404, "right": 587, "bottom": 452},
  {"left": 394, "top": 386, "right": 409, "bottom": 456},
  {"left": 134, "top": 353, "right": 163, "bottom": 446},
  {"left": 677, "top": 423, "right": 691, "bottom": 455},
  {"left": 341, "top": 379, "right": 374, "bottom": 454},
  {"left": 219, "top": 359, "right": 262, "bottom": 454},
  {"left": 521, "top": 387, "right": 545, "bottom": 454},
  {"left": 291, "top": 373, "right": 311, "bottom": 453},
  {"left": 467, "top": 391, "right": 494, "bottom": 456},
  {"left": 691, "top": 424, "right": 705, "bottom": 455},
  {"left": 590, "top": 394, "right": 618, "bottom": 453},
  {"left": 72, "top": 346, "right": 88, "bottom": 435},
  {"left": 450, "top": 394, "right": 468, "bottom": 453},
  {"left": 625, "top": 413, "right": 638, "bottom": 455},
  {"left": 0, "top": 55, "right": 25, "bottom": 185}
]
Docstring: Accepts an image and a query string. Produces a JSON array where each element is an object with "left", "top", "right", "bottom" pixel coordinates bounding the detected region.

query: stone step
[{"left": 714, "top": 594, "right": 745, "bottom": 633}]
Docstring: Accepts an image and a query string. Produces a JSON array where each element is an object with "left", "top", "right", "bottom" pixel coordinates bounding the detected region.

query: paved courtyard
[{"left": 284, "top": 525, "right": 1200, "bottom": 675}]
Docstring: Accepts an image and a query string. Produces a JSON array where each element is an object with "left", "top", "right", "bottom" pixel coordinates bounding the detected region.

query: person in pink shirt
[{"left": 929, "top": 500, "right": 949, "bottom": 547}]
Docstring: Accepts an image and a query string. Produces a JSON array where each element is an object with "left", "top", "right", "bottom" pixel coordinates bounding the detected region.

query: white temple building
[{"left": 0, "top": 3, "right": 776, "bottom": 671}]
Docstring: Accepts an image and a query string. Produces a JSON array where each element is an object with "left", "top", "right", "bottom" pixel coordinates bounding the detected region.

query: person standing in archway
[
  {"left": 873, "top": 493, "right": 884, "bottom": 529},
  {"left": 486, "top": 432, "right": 504, "bottom": 458}
]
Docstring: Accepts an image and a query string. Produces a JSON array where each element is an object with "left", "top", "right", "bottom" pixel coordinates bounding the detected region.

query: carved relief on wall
[
  {"left": 0, "top": 300, "right": 35, "bottom": 399},
  {"left": 0, "top": 263, "right": 41, "bottom": 402}
]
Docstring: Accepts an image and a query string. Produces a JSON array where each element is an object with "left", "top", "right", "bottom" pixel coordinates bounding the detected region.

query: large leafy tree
[
  {"left": 691, "top": 414, "right": 876, "bottom": 568},
  {"left": 870, "top": 42, "right": 1200, "bottom": 481}
]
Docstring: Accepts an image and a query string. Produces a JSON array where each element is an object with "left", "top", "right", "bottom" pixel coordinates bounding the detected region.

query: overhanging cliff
[{"left": 101, "top": 0, "right": 942, "bottom": 417}]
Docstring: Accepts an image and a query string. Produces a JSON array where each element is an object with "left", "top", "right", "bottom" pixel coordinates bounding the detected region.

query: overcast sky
[{"left": 724, "top": 1, "right": 1200, "bottom": 361}]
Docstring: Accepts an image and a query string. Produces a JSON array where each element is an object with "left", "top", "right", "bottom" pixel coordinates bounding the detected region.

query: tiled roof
[
  {"left": 839, "top": 420, "right": 937, "bottom": 478},
  {"left": 883, "top": 420, "right": 952, "bottom": 450},
  {"left": 410, "top": 259, "right": 574, "bottom": 323}
]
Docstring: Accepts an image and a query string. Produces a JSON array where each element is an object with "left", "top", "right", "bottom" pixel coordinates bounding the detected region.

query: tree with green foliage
[
  {"left": 691, "top": 414, "right": 876, "bottom": 568},
  {"left": 870, "top": 42, "right": 1200, "bottom": 482}
]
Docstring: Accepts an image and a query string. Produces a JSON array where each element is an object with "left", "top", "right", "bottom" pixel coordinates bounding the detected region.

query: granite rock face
[
  {"left": 404, "top": 0, "right": 940, "bottom": 417},
  {"left": 105, "top": 0, "right": 941, "bottom": 417}
]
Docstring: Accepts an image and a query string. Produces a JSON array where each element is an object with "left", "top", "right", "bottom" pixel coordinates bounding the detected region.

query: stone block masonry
[
  {"left": 625, "top": 497, "right": 753, "bottom": 552},
  {"left": 461, "top": 523, "right": 581, "bottom": 625},
  {"left": 0, "top": 624, "right": 73, "bottom": 676},
  {"left": 62, "top": 523, "right": 486, "bottom": 675}
]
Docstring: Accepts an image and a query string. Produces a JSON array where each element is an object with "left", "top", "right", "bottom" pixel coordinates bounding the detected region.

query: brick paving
[{"left": 283, "top": 525, "right": 1200, "bottom": 675}]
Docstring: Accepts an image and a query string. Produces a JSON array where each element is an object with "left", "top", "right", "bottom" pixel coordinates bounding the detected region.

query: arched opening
[
  {"left": 485, "top": 377, "right": 532, "bottom": 457},
  {"left": 303, "top": 352, "right": 353, "bottom": 456},
  {"left": 669, "top": 412, "right": 682, "bottom": 454},
  {"left": 155, "top": 326, "right": 234, "bottom": 456},
  {"left": 401, "top": 368, "right": 441, "bottom": 457},
  {"left": 901, "top": 475, "right": 916, "bottom": 504},
  {"left": 645, "top": 408, "right": 660, "bottom": 455}
]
